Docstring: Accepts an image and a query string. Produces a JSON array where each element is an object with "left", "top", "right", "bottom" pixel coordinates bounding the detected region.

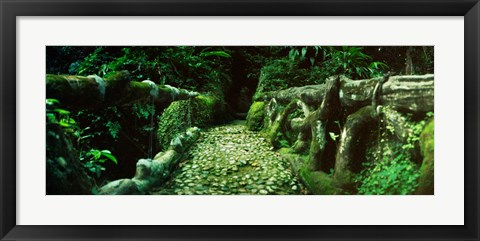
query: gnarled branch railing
[
  {"left": 46, "top": 71, "right": 199, "bottom": 109},
  {"left": 258, "top": 74, "right": 434, "bottom": 194},
  {"left": 263, "top": 74, "right": 434, "bottom": 114},
  {"left": 99, "top": 127, "right": 201, "bottom": 195}
]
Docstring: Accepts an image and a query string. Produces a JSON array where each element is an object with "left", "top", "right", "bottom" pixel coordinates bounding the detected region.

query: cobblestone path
[{"left": 153, "top": 121, "right": 306, "bottom": 195}]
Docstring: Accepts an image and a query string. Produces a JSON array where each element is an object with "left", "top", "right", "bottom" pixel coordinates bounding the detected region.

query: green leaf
[
  {"left": 329, "top": 132, "right": 338, "bottom": 141},
  {"left": 200, "top": 51, "right": 231, "bottom": 58},
  {"left": 289, "top": 48, "right": 296, "bottom": 60},
  {"left": 90, "top": 149, "right": 101, "bottom": 160},
  {"left": 101, "top": 152, "right": 118, "bottom": 164},
  {"left": 54, "top": 108, "right": 70, "bottom": 115},
  {"left": 46, "top": 113, "right": 57, "bottom": 121},
  {"left": 301, "top": 47, "right": 307, "bottom": 58},
  {"left": 58, "top": 120, "right": 71, "bottom": 127},
  {"left": 46, "top": 99, "right": 60, "bottom": 105}
]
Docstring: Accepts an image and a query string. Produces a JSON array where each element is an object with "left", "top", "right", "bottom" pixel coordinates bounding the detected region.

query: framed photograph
[{"left": 1, "top": 0, "right": 479, "bottom": 240}]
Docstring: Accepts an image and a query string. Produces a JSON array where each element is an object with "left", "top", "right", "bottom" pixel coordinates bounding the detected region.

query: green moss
[
  {"left": 266, "top": 112, "right": 293, "bottom": 149},
  {"left": 196, "top": 95, "right": 216, "bottom": 108},
  {"left": 278, "top": 147, "right": 294, "bottom": 155},
  {"left": 420, "top": 119, "right": 434, "bottom": 161},
  {"left": 157, "top": 94, "right": 223, "bottom": 150},
  {"left": 157, "top": 101, "right": 188, "bottom": 150},
  {"left": 279, "top": 149, "right": 337, "bottom": 195},
  {"left": 104, "top": 70, "right": 131, "bottom": 83},
  {"left": 267, "top": 121, "right": 284, "bottom": 148},
  {"left": 246, "top": 102, "right": 265, "bottom": 131},
  {"left": 129, "top": 81, "right": 151, "bottom": 95},
  {"left": 417, "top": 119, "right": 434, "bottom": 194},
  {"left": 46, "top": 74, "right": 67, "bottom": 83},
  {"left": 46, "top": 75, "right": 103, "bottom": 106},
  {"left": 299, "top": 166, "right": 337, "bottom": 195},
  {"left": 192, "top": 95, "right": 220, "bottom": 127}
]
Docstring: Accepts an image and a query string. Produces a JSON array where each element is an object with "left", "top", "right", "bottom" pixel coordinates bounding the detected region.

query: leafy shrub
[
  {"left": 322, "top": 46, "right": 388, "bottom": 79},
  {"left": 72, "top": 47, "right": 119, "bottom": 76},
  {"left": 81, "top": 149, "right": 118, "bottom": 178},
  {"left": 354, "top": 111, "right": 433, "bottom": 195},
  {"left": 254, "top": 59, "right": 324, "bottom": 100},
  {"left": 355, "top": 149, "right": 420, "bottom": 195},
  {"left": 46, "top": 46, "right": 96, "bottom": 74},
  {"left": 46, "top": 98, "right": 78, "bottom": 132},
  {"left": 132, "top": 103, "right": 155, "bottom": 120},
  {"left": 287, "top": 46, "right": 389, "bottom": 79},
  {"left": 105, "top": 121, "right": 121, "bottom": 140},
  {"left": 46, "top": 99, "right": 119, "bottom": 180},
  {"left": 402, "top": 112, "right": 433, "bottom": 151},
  {"left": 254, "top": 47, "right": 389, "bottom": 100},
  {"left": 71, "top": 46, "right": 232, "bottom": 91}
]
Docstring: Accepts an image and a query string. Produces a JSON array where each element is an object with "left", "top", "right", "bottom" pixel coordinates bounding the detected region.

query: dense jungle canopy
[{"left": 46, "top": 46, "right": 434, "bottom": 195}]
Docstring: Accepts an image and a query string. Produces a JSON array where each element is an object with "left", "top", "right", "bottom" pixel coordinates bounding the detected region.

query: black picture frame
[{"left": 1, "top": 0, "right": 479, "bottom": 240}]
